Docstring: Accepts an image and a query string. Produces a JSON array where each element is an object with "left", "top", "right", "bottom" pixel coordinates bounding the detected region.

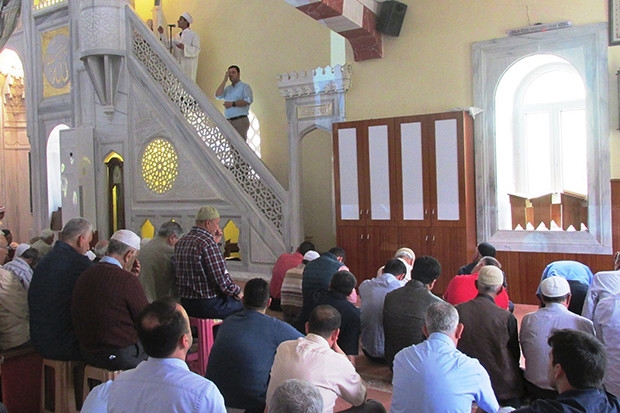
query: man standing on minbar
[{"left": 215, "top": 65, "right": 253, "bottom": 140}]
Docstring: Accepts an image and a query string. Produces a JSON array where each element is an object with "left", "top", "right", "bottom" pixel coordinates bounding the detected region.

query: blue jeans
[{"left": 181, "top": 295, "right": 243, "bottom": 319}]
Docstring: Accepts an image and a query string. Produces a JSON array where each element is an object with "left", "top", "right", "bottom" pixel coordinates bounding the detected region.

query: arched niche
[{"left": 277, "top": 65, "right": 351, "bottom": 250}]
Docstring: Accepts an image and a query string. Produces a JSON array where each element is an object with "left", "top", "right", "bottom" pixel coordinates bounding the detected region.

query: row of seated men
[
  {"left": 0, "top": 208, "right": 618, "bottom": 412},
  {"left": 77, "top": 272, "right": 620, "bottom": 413},
  {"left": 267, "top": 238, "right": 620, "bottom": 412}
]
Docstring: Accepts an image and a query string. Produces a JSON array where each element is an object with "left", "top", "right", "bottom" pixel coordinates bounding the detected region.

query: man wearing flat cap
[
  {"left": 457, "top": 241, "right": 496, "bottom": 275},
  {"left": 172, "top": 12, "right": 200, "bottom": 81},
  {"left": 174, "top": 205, "right": 243, "bottom": 319},
  {"left": 520, "top": 276, "right": 595, "bottom": 401},
  {"left": 456, "top": 265, "right": 524, "bottom": 408},
  {"left": 72, "top": 229, "right": 149, "bottom": 370}
]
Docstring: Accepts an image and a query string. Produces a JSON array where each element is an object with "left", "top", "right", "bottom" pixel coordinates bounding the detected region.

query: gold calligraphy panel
[{"left": 42, "top": 26, "right": 70, "bottom": 98}]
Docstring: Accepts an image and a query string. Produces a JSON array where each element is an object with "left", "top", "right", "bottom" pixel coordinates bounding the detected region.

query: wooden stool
[
  {"left": 82, "top": 365, "right": 121, "bottom": 401},
  {"left": 186, "top": 317, "right": 222, "bottom": 375},
  {"left": 40, "top": 359, "right": 82, "bottom": 413}
]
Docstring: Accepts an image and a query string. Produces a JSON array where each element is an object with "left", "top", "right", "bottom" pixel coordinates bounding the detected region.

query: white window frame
[{"left": 473, "top": 22, "right": 611, "bottom": 254}]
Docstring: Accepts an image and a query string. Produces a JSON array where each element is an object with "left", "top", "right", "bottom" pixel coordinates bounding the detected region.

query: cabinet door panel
[
  {"left": 400, "top": 121, "right": 425, "bottom": 221},
  {"left": 368, "top": 124, "right": 391, "bottom": 220},
  {"left": 434, "top": 118, "right": 460, "bottom": 221},
  {"left": 336, "top": 127, "right": 362, "bottom": 222}
]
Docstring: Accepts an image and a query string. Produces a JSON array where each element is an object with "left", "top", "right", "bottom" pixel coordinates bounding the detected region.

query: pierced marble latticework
[
  {"left": 141, "top": 138, "right": 178, "bottom": 194},
  {"left": 130, "top": 27, "right": 283, "bottom": 234}
]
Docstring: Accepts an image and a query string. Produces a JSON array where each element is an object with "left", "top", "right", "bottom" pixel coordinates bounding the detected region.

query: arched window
[
  {"left": 495, "top": 55, "right": 587, "bottom": 231},
  {"left": 473, "top": 23, "right": 610, "bottom": 254},
  {"left": 46, "top": 124, "right": 69, "bottom": 217}
]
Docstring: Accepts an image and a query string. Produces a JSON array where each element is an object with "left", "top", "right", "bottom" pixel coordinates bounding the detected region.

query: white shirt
[
  {"left": 582, "top": 270, "right": 620, "bottom": 398},
  {"left": 266, "top": 334, "right": 366, "bottom": 413},
  {"left": 84, "top": 357, "right": 226, "bottom": 413},
  {"left": 520, "top": 302, "right": 595, "bottom": 389}
]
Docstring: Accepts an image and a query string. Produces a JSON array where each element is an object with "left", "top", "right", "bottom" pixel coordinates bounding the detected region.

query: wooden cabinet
[{"left": 333, "top": 111, "right": 476, "bottom": 293}]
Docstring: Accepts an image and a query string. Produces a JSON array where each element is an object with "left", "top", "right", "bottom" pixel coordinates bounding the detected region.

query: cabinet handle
[
  {"left": 432, "top": 209, "right": 435, "bottom": 215},
  {"left": 432, "top": 235, "right": 436, "bottom": 243},
  {"left": 366, "top": 234, "right": 370, "bottom": 240},
  {"left": 360, "top": 234, "right": 363, "bottom": 240},
  {"left": 359, "top": 209, "right": 363, "bottom": 217},
  {"left": 425, "top": 235, "right": 429, "bottom": 242},
  {"left": 425, "top": 209, "right": 428, "bottom": 216},
  {"left": 366, "top": 209, "right": 369, "bottom": 215}
]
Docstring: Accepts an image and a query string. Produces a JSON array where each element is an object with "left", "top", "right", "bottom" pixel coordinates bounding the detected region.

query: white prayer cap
[
  {"left": 395, "top": 247, "right": 415, "bottom": 260},
  {"left": 15, "top": 243, "right": 30, "bottom": 257},
  {"left": 540, "top": 276, "right": 571, "bottom": 298},
  {"left": 478, "top": 265, "right": 504, "bottom": 287},
  {"left": 181, "top": 12, "right": 193, "bottom": 24},
  {"left": 303, "top": 250, "right": 320, "bottom": 261},
  {"left": 111, "top": 229, "right": 141, "bottom": 251}
]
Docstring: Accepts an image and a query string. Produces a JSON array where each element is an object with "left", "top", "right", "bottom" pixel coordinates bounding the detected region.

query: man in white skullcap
[
  {"left": 173, "top": 205, "right": 243, "bottom": 319},
  {"left": 521, "top": 276, "right": 595, "bottom": 401},
  {"left": 71, "top": 229, "right": 149, "bottom": 370},
  {"left": 172, "top": 12, "right": 200, "bottom": 81},
  {"left": 31, "top": 228, "right": 55, "bottom": 256},
  {"left": 376, "top": 247, "right": 415, "bottom": 281}
]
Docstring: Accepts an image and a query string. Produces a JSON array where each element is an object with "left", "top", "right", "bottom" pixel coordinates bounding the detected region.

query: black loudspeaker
[{"left": 376, "top": 1, "right": 407, "bottom": 37}]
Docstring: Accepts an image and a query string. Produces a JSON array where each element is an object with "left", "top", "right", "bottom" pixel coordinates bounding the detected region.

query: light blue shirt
[
  {"left": 100, "top": 255, "right": 122, "bottom": 268},
  {"left": 216, "top": 80, "right": 253, "bottom": 118},
  {"left": 359, "top": 272, "right": 404, "bottom": 358},
  {"left": 391, "top": 332, "right": 499, "bottom": 413},
  {"left": 84, "top": 357, "right": 226, "bottom": 413},
  {"left": 537, "top": 260, "right": 594, "bottom": 295}
]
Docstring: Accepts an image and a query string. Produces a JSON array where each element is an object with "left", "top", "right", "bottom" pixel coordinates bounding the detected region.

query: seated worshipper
[
  {"left": 391, "top": 302, "right": 499, "bottom": 413},
  {"left": 31, "top": 228, "right": 55, "bottom": 256},
  {"left": 266, "top": 305, "right": 385, "bottom": 413},
  {"left": 138, "top": 220, "right": 183, "bottom": 302},
  {"left": 173, "top": 205, "right": 243, "bottom": 319},
  {"left": 293, "top": 270, "right": 360, "bottom": 356},
  {"left": 376, "top": 247, "right": 415, "bottom": 282},
  {"left": 0, "top": 233, "right": 7, "bottom": 263},
  {"left": 443, "top": 256, "right": 511, "bottom": 310},
  {"left": 520, "top": 276, "right": 595, "bottom": 401},
  {"left": 513, "top": 329, "right": 620, "bottom": 413},
  {"left": 92, "top": 239, "right": 108, "bottom": 262},
  {"left": 280, "top": 250, "right": 320, "bottom": 323},
  {"left": 270, "top": 379, "right": 324, "bottom": 413},
  {"left": 206, "top": 278, "right": 302, "bottom": 413},
  {"left": 582, "top": 260, "right": 620, "bottom": 399},
  {"left": 82, "top": 297, "right": 227, "bottom": 413},
  {"left": 1, "top": 229, "right": 17, "bottom": 261},
  {"left": 72, "top": 229, "right": 149, "bottom": 370},
  {"left": 456, "top": 265, "right": 524, "bottom": 408},
  {"left": 299, "top": 247, "right": 355, "bottom": 311},
  {"left": 28, "top": 217, "right": 93, "bottom": 361},
  {"left": 383, "top": 256, "right": 443, "bottom": 367},
  {"left": 269, "top": 240, "right": 315, "bottom": 311},
  {"left": 360, "top": 258, "right": 407, "bottom": 362},
  {"left": 538, "top": 260, "right": 594, "bottom": 315},
  {"left": 3, "top": 245, "right": 40, "bottom": 290},
  {"left": 0, "top": 265, "right": 30, "bottom": 350},
  {"left": 457, "top": 241, "right": 496, "bottom": 275}
]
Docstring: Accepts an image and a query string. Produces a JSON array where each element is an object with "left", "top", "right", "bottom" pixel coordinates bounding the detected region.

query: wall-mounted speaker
[{"left": 376, "top": 1, "right": 407, "bottom": 37}]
